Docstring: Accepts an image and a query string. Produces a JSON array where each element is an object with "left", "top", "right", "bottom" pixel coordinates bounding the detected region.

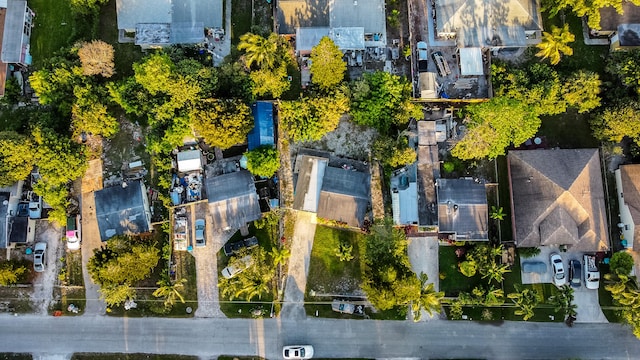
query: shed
[
  {"left": 177, "top": 150, "right": 202, "bottom": 172},
  {"left": 94, "top": 181, "right": 152, "bottom": 241},
  {"left": 248, "top": 102, "right": 275, "bottom": 150},
  {"left": 459, "top": 47, "right": 483, "bottom": 76}
]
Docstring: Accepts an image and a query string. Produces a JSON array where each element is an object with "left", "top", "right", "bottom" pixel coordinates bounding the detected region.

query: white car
[
  {"left": 33, "top": 242, "right": 47, "bottom": 273},
  {"left": 221, "top": 255, "right": 253, "bottom": 279},
  {"left": 66, "top": 215, "right": 81, "bottom": 251},
  {"left": 550, "top": 253, "right": 566, "bottom": 286},
  {"left": 283, "top": 345, "right": 314, "bottom": 359},
  {"left": 195, "top": 219, "right": 205, "bottom": 247}
]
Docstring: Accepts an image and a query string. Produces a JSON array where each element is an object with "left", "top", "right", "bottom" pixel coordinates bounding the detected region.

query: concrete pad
[{"left": 407, "top": 236, "right": 442, "bottom": 321}]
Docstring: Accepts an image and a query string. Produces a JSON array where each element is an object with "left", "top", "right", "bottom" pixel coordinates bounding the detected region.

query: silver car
[
  {"left": 195, "top": 219, "right": 205, "bottom": 247},
  {"left": 550, "top": 253, "right": 566, "bottom": 287},
  {"left": 33, "top": 242, "right": 47, "bottom": 273}
]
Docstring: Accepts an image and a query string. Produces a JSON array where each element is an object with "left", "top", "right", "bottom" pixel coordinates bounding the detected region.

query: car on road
[
  {"left": 195, "top": 219, "right": 205, "bottom": 247},
  {"left": 33, "top": 242, "right": 47, "bottom": 273},
  {"left": 221, "top": 255, "right": 253, "bottom": 279},
  {"left": 416, "top": 41, "right": 428, "bottom": 72},
  {"left": 223, "top": 236, "right": 259, "bottom": 256},
  {"left": 550, "top": 253, "right": 566, "bottom": 286},
  {"left": 569, "top": 259, "right": 582, "bottom": 288},
  {"left": 283, "top": 345, "right": 314, "bottom": 359}
]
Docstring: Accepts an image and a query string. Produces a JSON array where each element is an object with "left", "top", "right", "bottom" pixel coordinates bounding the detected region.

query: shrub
[
  {"left": 519, "top": 247, "right": 541, "bottom": 259},
  {"left": 610, "top": 251, "right": 634, "bottom": 276}
]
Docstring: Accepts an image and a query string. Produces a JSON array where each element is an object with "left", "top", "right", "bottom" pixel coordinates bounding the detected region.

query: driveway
[
  {"left": 407, "top": 236, "right": 442, "bottom": 321},
  {"left": 520, "top": 246, "right": 608, "bottom": 323},
  {"left": 281, "top": 211, "right": 315, "bottom": 319},
  {"left": 30, "top": 220, "right": 63, "bottom": 315}
]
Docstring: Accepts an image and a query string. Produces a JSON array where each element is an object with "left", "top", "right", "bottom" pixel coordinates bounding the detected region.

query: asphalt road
[{"left": 1, "top": 315, "right": 639, "bottom": 359}]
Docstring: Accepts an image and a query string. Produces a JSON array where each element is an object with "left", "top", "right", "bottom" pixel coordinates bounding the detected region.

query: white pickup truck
[{"left": 583, "top": 254, "right": 600, "bottom": 290}]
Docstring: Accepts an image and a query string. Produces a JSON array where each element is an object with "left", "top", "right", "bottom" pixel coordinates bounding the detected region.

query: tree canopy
[
  {"left": 279, "top": 90, "right": 350, "bottom": 142},
  {"left": 535, "top": 24, "right": 575, "bottom": 65},
  {"left": 310, "top": 37, "right": 347, "bottom": 90},
  {"left": 77, "top": 40, "right": 115, "bottom": 77},
  {"left": 351, "top": 71, "right": 422, "bottom": 133},
  {"left": 590, "top": 100, "right": 640, "bottom": 145},
  {"left": 245, "top": 146, "right": 280, "bottom": 178},
  {"left": 190, "top": 99, "right": 253, "bottom": 149},
  {"left": 543, "top": 0, "right": 640, "bottom": 30},
  {"left": 606, "top": 49, "right": 640, "bottom": 96}
]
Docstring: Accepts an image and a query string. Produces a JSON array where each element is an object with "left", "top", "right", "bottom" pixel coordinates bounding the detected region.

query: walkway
[{"left": 280, "top": 211, "right": 316, "bottom": 319}]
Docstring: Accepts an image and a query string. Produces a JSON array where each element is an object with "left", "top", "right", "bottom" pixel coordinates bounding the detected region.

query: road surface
[{"left": 1, "top": 315, "right": 639, "bottom": 359}]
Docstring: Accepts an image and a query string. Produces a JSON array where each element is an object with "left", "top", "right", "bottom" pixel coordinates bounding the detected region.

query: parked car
[
  {"left": 66, "top": 215, "right": 81, "bottom": 251},
  {"left": 584, "top": 254, "right": 601, "bottom": 290},
  {"left": 195, "top": 219, "right": 205, "bottom": 247},
  {"left": 221, "top": 255, "right": 253, "bottom": 279},
  {"left": 223, "top": 236, "right": 259, "bottom": 256},
  {"left": 569, "top": 259, "right": 582, "bottom": 288},
  {"left": 33, "top": 242, "right": 47, "bottom": 273},
  {"left": 283, "top": 345, "right": 314, "bottom": 359},
  {"left": 417, "top": 41, "right": 428, "bottom": 72},
  {"left": 550, "top": 253, "right": 566, "bottom": 286},
  {"left": 28, "top": 195, "right": 42, "bottom": 219}
]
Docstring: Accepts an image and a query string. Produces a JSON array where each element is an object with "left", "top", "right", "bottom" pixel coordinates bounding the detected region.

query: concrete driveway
[
  {"left": 407, "top": 236, "right": 442, "bottom": 321},
  {"left": 281, "top": 211, "right": 315, "bottom": 319},
  {"left": 30, "top": 220, "right": 63, "bottom": 315}
]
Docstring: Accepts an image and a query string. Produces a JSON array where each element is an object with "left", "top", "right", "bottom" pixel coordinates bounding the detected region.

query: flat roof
[
  {"left": 177, "top": 150, "right": 202, "bottom": 172},
  {"left": 330, "top": 0, "right": 386, "bottom": 36},
  {"left": 276, "top": 0, "right": 329, "bottom": 34},
  {"left": 391, "top": 165, "right": 419, "bottom": 225},
  {"left": 437, "top": 178, "right": 488, "bottom": 240},
  {"left": 1, "top": 0, "right": 30, "bottom": 64},
  {"left": 459, "top": 47, "right": 484, "bottom": 76},
  {"left": 94, "top": 181, "right": 150, "bottom": 241}
]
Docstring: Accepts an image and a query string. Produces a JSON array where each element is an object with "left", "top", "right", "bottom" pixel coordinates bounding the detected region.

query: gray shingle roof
[
  {"left": 436, "top": 178, "right": 488, "bottom": 240},
  {"left": 94, "top": 181, "right": 151, "bottom": 241},
  {"left": 205, "top": 171, "right": 261, "bottom": 231},
  {"left": 508, "top": 149, "right": 610, "bottom": 252}
]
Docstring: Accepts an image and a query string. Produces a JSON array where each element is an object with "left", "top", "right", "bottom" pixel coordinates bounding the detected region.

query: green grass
[
  {"left": 71, "top": 354, "right": 198, "bottom": 360},
  {"left": 98, "top": 0, "right": 144, "bottom": 79},
  {"left": 495, "top": 156, "right": 513, "bottom": 241},
  {"left": 538, "top": 109, "right": 599, "bottom": 149},
  {"left": 49, "top": 251, "right": 86, "bottom": 316},
  {"left": 438, "top": 246, "right": 483, "bottom": 296},
  {"left": 231, "top": 0, "right": 252, "bottom": 45},
  {"left": 29, "top": 0, "right": 76, "bottom": 66}
]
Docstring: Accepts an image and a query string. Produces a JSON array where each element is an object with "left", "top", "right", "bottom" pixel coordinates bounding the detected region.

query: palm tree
[
  {"left": 490, "top": 206, "right": 506, "bottom": 220},
  {"left": 412, "top": 273, "right": 444, "bottom": 321},
  {"left": 270, "top": 247, "right": 291, "bottom": 267},
  {"left": 238, "top": 33, "right": 279, "bottom": 69},
  {"left": 233, "top": 269, "right": 275, "bottom": 301},
  {"left": 153, "top": 277, "right": 187, "bottom": 308},
  {"left": 482, "top": 260, "right": 511, "bottom": 283},
  {"left": 536, "top": 24, "right": 575, "bottom": 65},
  {"left": 507, "top": 286, "right": 540, "bottom": 321}
]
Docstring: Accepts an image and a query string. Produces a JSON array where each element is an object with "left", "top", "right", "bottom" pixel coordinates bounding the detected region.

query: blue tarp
[{"left": 248, "top": 102, "right": 274, "bottom": 150}]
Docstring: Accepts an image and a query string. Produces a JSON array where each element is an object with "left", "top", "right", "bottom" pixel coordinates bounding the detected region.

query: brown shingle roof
[
  {"left": 598, "top": 2, "right": 640, "bottom": 31},
  {"left": 508, "top": 149, "right": 609, "bottom": 252}
]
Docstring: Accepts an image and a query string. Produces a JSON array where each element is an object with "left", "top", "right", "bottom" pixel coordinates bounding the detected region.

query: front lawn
[
  {"left": 29, "top": 0, "right": 76, "bottom": 66},
  {"left": 50, "top": 251, "right": 85, "bottom": 316},
  {"left": 438, "top": 245, "right": 482, "bottom": 296}
]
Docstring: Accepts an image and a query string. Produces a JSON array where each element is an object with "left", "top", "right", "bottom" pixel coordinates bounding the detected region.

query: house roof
[
  {"left": 205, "top": 170, "right": 261, "bottom": 231},
  {"left": 7, "top": 215, "right": 27, "bottom": 244},
  {"left": 94, "top": 181, "right": 151, "bottom": 241},
  {"left": 508, "top": 149, "right": 609, "bottom": 252},
  {"left": 619, "top": 164, "right": 640, "bottom": 249},
  {"left": 459, "top": 47, "right": 484, "bottom": 75},
  {"left": 248, "top": 102, "right": 275, "bottom": 150},
  {"left": 0, "top": 7, "right": 7, "bottom": 97},
  {"left": 418, "top": 121, "right": 437, "bottom": 146},
  {"left": 1, "top": 0, "right": 30, "bottom": 64},
  {"left": 391, "top": 165, "right": 419, "bottom": 225},
  {"left": 598, "top": 2, "right": 640, "bottom": 31},
  {"left": 436, "top": 0, "right": 542, "bottom": 47},
  {"left": 293, "top": 155, "right": 328, "bottom": 212},
  {"left": 329, "top": 0, "right": 386, "bottom": 36},
  {"left": 277, "top": 0, "right": 329, "bottom": 34},
  {"left": 436, "top": 178, "right": 488, "bottom": 240},
  {"left": 318, "top": 166, "right": 370, "bottom": 227}
]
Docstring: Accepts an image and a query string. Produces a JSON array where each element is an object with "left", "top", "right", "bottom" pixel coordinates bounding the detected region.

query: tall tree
[
  {"left": 507, "top": 286, "right": 540, "bottom": 321},
  {"left": 412, "top": 273, "right": 444, "bottom": 321},
  {"left": 0, "top": 132, "right": 36, "bottom": 187},
  {"left": 245, "top": 146, "right": 280, "bottom": 178},
  {"left": 310, "top": 37, "right": 346, "bottom": 90},
  {"left": 77, "top": 40, "right": 115, "bottom": 77},
  {"left": 238, "top": 33, "right": 280, "bottom": 69},
  {"left": 452, "top": 98, "right": 541, "bottom": 160},
  {"left": 562, "top": 70, "right": 601, "bottom": 113},
  {"left": 190, "top": 99, "right": 253, "bottom": 149},
  {"left": 543, "top": 0, "right": 640, "bottom": 30},
  {"left": 590, "top": 100, "right": 640, "bottom": 145},
  {"left": 72, "top": 84, "right": 119, "bottom": 138},
  {"left": 153, "top": 277, "right": 187, "bottom": 309},
  {"left": 606, "top": 49, "right": 640, "bottom": 96},
  {"left": 536, "top": 24, "right": 575, "bottom": 65},
  {"left": 250, "top": 64, "right": 290, "bottom": 99},
  {"left": 279, "top": 90, "right": 350, "bottom": 142}
]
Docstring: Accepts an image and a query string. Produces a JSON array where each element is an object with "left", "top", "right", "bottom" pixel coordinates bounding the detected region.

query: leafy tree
[
  {"left": 548, "top": 285, "right": 577, "bottom": 320},
  {"left": 490, "top": 206, "right": 506, "bottom": 220},
  {"left": 270, "top": 247, "right": 291, "bottom": 267},
  {"left": 562, "top": 71, "right": 601, "bottom": 113},
  {"left": 0, "top": 262, "right": 26, "bottom": 286},
  {"left": 100, "top": 284, "right": 136, "bottom": 307},
  {"left": 0, "top": 132, "right": 36, "bottom": 187},
  {"left": 250, "top": 64, "right": 290, "bottom": 99},
  {"left": 245, "top": 145, "right": 280, "bottom": 178},
  {"left": 372, "top": 134, "right": 417, "bottom": 169},
  {"left": 29, "top": 62, "right": 80, "bottom": 115},
  {"left": 606, "top": 49, "right": 640, "bottom": 96},
  {"left": 191, "top": 99, "right": 253, "bottom": 149},
  {"left": 175, "top": 59, "right": 219, "bottom": 97},
  {"left": 508, "top": 286, "right": 540, "bottom": 321},
  {"left": 610, "top": 251, "right": 634, "bottom": 276},
  {"left": 153, "top": 277, "right": 187, "bottom": 309},
  {"left": 412, "top": 273, "right": 444, "bottom": 321},
  {"left": 310, "top": 37, "right": 346, "bottom": 90},
  {"left": 482, "top": 260, "right": 511, "bottom": 283},
  {"left": 70, "top": 0, "right": 109, "bottom": 14},
  {"left": 452, "top": 98, "right": 540, "bottom": 160},
  {"left": 217, "top": 62, "right": 254, "bottom": 102},
  {"left": 77, "top": 40, "right": 115, "bottom": 77},
  {"left": 280, "top": 90, "right": 349, "bottom": 142},
  {"left": 351, "top": 71, "right": 422, "bottom": 133},
  {"left": 238, "top": 33, "right": 280, "bottom": 69},
  {"left": 543, "top": 0, "right": 640, "bottom": 30},
  {"left": 72, "top": 84, "right": 119, "bottom": 138},
  {"left": 536, "top": 24, "right": 575, "bottom": 65},
  {"left": 133, "top": 53, "right": 176, "bottom": 95},
  {"left": 590, "top": 100, "right": 640, "bottom": 145},
  {"left": 604, "top": 273, "right": 640, "bottom": 338}
]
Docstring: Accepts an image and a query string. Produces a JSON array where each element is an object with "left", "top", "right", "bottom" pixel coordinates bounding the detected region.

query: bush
[
  {"left": 610, "top": 251, "right": 634, "bottom": 276},
  {"left": 518, "top": 247, "right": 541, "bottom": 259}
]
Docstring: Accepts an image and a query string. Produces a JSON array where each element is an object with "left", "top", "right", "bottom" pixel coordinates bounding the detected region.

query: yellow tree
[
  {"left": 238, "top": 33, "right": 279, "bottom": 69},
  {"left": 536, "top": 24, "right": 575, "bottom": 65},
  {"left": 77, "top": 40, "right": 115, "bottom": 77},
  {"left": 310, "top": 36, "right": 346, "bottom": 90}
]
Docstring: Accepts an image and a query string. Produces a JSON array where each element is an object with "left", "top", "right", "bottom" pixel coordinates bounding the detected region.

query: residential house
[
  {"left": 248, "top": 102, "right": 274, "bottom": 150},
  {"left": 508, "top": 149, "right": 609, "bottom": 252},
  {"left": 417, "top": 121, "right": 439, "bottom": 226},
  {"left": 615, "top": 164, "right": 640, "bottom": 250},
  {"left": 94, "top": 180, "right": 152, "bottom": 241},
  {"left": 277, "top": 0, "right": 386, "bottom": 53},
  {"left": 0, "top": 180, "right": 29, "bottom": 248},
  {"left": 593, "top": 3, "right": 640, "bottom": 49},
  {"left": 204, "top": 170, "right": 261, "bottom": 231},
  {"left": 391, "top": 164, "right": 419, "bottom": 225},
  {"left": 0, "top": 0, "right": 34, "bottom": 96},
  {"left": 116, "top": 0, "right": 222, "bottom": 47},
  {"left": 435, "top": 0, "right": 543, "bottom": 49},
  {"left": 293, "top": 155, "right": 370, "bottom": 227},
  {"left": 436, "top": 178, "right": 488, "bottom": 240}
]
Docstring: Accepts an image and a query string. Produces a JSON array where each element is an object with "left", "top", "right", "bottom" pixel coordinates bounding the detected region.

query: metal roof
[
  {"left": 459, "top": 47, "right": 484, "bottom": 76},
  {"left": 248, "top": 102, "right": 275, "bottom": 150},
  {"left": 1, "top": 0, "right": 30, "bottom": 64},
  {"left": 177, "top": 150, "right": 202, "bottom": 172},
  {"left": 205, "top": 171, "right": 261, "bottom": 231},
  {"left": 94, "top": 181, "right": 151, "bottom": 241},
  {"left": 293, "top": 155, "right": 328, "bottom": 212}
]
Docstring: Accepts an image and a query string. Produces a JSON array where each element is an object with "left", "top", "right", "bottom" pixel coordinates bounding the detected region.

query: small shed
[
  {"left": 459, "top": 47, "right": 483, "bottom": 76},
  {"left": 177, "top": 150, "right": 202, "bottom": 173}
]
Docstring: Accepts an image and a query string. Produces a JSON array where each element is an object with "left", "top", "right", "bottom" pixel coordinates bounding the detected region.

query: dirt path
[
  {"left": 30, "top": 221, "right": 63, "bottom": 315},
  {"left": 280, "top": 212, "right": 317, "bottom": 319}
]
